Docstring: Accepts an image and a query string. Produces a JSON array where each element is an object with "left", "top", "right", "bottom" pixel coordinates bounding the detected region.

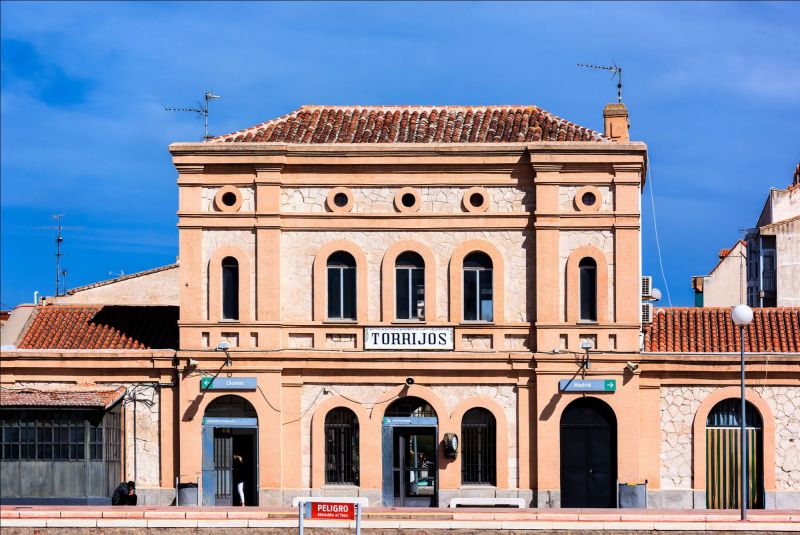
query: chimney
[{"left": 603, "top": 103, "right": 629, "bottom": 142}]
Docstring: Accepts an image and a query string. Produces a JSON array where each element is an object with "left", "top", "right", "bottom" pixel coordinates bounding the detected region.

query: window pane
[
  {"left": 479, "top": 270, "right": 493, "bottom": 322},
  {"left": 328, "top": 267, "right": 342, "bottom": 318},
  {"left": 412, "top": 268, "right": 425, "bottom": 319},
  {"left": 342, "top": 267, "right": 356, "bottom": 319},
  {"left": 463, "top": 270, "right": 477, "bottom": 321},
  {"left": 222, "top": 263, "right": 239, "bottom": 320},
  {"left": 579, "top": 264, "right": 597, "bottom": 321},
  {"left": 396, "top": 268, "right": 410, "bottom": 319}
]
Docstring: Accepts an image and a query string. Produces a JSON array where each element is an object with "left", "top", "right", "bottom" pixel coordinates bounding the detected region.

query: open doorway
[{"left": 202, "top": 395, "right": 259, "bottom": 506}]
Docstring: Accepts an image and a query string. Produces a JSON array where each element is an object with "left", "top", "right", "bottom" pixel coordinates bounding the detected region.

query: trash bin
[
  {"left": 177, "top": 483, "right": 198, "bottom": 506},
  {"left": 618, "top": 481, "right": 647, "bottom": 508}
]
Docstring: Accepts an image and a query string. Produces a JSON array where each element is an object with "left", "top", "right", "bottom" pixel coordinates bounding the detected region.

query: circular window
[
  {"left": 463, "top": 187, "right": 489, "bottom": 213},
  {"left": 575, "top": 185, "right": 602, "bottom": 212},
  {"left": 326, "top": 187, "right": 354, "bottom": 213},
  {"left": 333, "top": 192, "right": 349, "bottom": 207},
  {"left": 221, "top": 191, "right": 237, "bottom": 207},
  {"left": 394, "top": 187, "right": 421, "bottom": 213},
  {"left": 214, "top": 186, "right": 243, "bottom": 212}
]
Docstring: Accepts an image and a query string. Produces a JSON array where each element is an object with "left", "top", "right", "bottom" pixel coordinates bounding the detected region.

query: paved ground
[{"left": 1, "top": 506, "right": 799, "bottom": 532}]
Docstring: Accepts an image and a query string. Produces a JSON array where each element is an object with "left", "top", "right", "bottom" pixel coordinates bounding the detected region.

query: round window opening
[
  {"left": 333, "top": 192, "right": 349, "bottom": 207},
  {"left": 581, "top": 191, "right": 597, "bottom": 207},
  {"left": 221, "top": 191, "right": 238, "bottom": 207},
  {"left": 401, "top": 193, "right": 416, "bottom": 208},
  {"left": 469, "top": 192, "right": 485, "bottom": 207}
]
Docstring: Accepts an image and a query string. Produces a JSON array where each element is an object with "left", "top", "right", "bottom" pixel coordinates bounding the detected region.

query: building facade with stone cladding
[
  {"left": 4, "top": 102, "right": 797, "bottom": 510},
  {"left": 168, "top": 103, "right": 649, "bottom": 508}
]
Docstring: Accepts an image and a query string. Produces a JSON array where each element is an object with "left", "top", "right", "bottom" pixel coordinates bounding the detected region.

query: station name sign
[
  {"left": 200, "top": 377, "right": 257, "bottom": 390},
  {"left": 559, "top": 379, "right": 616, "bottom": 392},
  {"left": 364, "top": 327, "right": 453, "bottom": 350}
]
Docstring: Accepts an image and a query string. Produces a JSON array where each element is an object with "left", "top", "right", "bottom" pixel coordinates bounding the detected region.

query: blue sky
[{"left": 1, "top": 1, "right": 798, "bottom": 308}]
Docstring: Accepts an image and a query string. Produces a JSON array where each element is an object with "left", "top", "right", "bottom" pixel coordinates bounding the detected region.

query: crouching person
[{"left": 112, "top": 481, "right": 137, "bottom": 505}]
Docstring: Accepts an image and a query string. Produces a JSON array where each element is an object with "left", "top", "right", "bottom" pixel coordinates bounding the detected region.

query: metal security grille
[
  {"left": 325, "top": 408, "right": 359, "bottom": 485},
  {"left": 706, "top": 399, "right": 763, "bottom": 509},
  {"left": 461, "top": 408, "right": 496, "bottom": 485}
]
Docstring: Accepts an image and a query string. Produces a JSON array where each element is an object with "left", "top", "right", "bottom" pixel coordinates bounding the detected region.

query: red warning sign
[{"left": 308, "top": 501, "right": 355, "bottom": 520}]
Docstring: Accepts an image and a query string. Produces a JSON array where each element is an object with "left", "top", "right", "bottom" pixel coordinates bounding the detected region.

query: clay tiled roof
[
  {"left": 643, "top": 307, "right": 800, "bottom": 353},
  {"left": 17, "top": 305, "right": 178, "bottom": 350},
  {"left": 64, "top": 264, "right": 177, "bottom": 294},
  {"left": 212, "top": 105, "right": 607, "bottom": 144},
  {"left": 0, "top": 386, "right": 125, "bottom": 408}
]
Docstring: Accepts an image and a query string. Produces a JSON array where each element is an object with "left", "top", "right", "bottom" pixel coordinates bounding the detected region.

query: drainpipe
[{"left": 132, "top": 389, "right": 138, "bottom": 483}]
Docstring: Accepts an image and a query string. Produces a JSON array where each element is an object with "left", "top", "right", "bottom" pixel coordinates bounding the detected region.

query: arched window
[
  {"left": 327, "top": 252, "right": 356, "bottom": 320},
  {"left": 706, "top": 399, "right": 763, "bottom": 509},
  {"left": 324, "top": 408, "right": 359, "bottom": 485},
  {"left": 463, "top": 252, "right": 493, "bottom": 322},
  {"left": 578, "top": 257, "right": 597, "bottom": 322},
  {"left": 221, "top": 257, "right": 239, "bottom": 320},
  {"left": 461, "top": 408, "right": 496, "bottom": 485},
  {"left": 396, "top": 251, "right": 425, "bottom": 320}
]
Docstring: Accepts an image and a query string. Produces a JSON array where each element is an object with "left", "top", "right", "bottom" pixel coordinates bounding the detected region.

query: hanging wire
[{"left": 646, "top": 157, "right": 673, "bottom": 306}]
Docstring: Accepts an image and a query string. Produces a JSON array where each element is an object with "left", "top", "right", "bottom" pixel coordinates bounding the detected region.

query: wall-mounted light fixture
[
  {"left": 216, "top": 341, "right": 232, "bottom": 367},
  {"left": 580, "top": 340, "right": 593, "bottom": 369}
]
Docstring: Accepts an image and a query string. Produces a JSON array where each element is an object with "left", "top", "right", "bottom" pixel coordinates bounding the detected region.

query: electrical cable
[{"left": 646, "top": 157, "right": 673, "bottom": 306}]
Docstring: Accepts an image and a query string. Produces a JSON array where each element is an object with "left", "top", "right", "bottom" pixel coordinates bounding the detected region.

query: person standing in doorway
[{"left": 233, "top": 453, "right": 245, "bottom": 506}]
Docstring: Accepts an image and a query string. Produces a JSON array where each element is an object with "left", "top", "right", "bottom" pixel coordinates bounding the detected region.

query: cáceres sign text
[
  {"left": 200, "top": 377, "right": 257, "bottom": 390},
  {"left": 364, "top": 327, "right": 453, "bottom": 350}
]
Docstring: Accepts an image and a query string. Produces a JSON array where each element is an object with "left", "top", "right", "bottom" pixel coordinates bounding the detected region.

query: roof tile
[
  {"left": 643, "top": 307, "right": 800, "bottom": 353},
  {"left": 0, "top": 386, "right": 125, "bottom": 408},
  {"left": 17, "top": 305, "right": 178, "bottom": 350},
  {"left": 210, "top": 105, "right": 607, "bottom": 144}
]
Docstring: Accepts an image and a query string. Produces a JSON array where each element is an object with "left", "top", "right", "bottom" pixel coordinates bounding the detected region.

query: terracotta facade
[{"left": 3, "top": 104, "right": 799, "bottom": 509}]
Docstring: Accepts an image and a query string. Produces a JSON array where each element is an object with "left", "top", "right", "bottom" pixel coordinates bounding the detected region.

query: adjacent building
[
  {"left": 745, "top": 163, "right": 800, "bottom": 307},
  {"left": 2, "top": 103, "right": 798, "bottom": 509},
  {"left": 691, "top": 240, "right": 747, "bottom": 307}
]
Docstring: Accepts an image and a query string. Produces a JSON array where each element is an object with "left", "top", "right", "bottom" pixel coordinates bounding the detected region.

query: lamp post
[{"left": 731, "top": 304, "right": 753, "bottom": 521}]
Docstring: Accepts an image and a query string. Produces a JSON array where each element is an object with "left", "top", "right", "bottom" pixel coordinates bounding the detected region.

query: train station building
[{"left": 1, "top": 103, "right": 798, "bottom": 509}]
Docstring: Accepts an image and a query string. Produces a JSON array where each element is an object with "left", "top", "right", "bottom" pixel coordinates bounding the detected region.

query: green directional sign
[
  {"left": 559, "top": 379, "right": 616, "bottom": 392},
  {"left": 200, "top": 377, "right": 257, "bottom": 390}
]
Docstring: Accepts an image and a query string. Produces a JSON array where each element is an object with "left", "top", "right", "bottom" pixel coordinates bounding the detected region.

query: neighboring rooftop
[
  {"left": 17, "top": 305, "right": 179, "bottom": 350},
  {"left": 643, "top": 307, "right": 800, "bottom": 353},
  {"left": 211, "top": 105, "right": 607, "bottom": 144},
  {"left": 0, "top": 385, "right": 126, "bottom": 409}
]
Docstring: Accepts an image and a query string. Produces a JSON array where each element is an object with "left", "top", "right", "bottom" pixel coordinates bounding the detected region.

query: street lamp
[{"left": 731, "top": 304, "right": 753, "bottom": 521}]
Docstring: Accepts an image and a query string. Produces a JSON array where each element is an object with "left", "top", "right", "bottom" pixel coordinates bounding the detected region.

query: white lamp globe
[{"left": 731, "top": 304, "right": 754, "bottom": 326}]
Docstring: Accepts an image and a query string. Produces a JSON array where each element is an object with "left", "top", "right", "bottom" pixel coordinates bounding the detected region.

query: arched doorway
[
  {"left": 382, "top": 396, "right": 438, "bottom": 507},
  {"left": 560, "top": 397, "right": 617, "bottom": 508},
  {"left": 706, "top": 399, "right": 763, "bottom": 509},
  {"left": 202, "top": 395, "right": 258, "bottom": 506}
]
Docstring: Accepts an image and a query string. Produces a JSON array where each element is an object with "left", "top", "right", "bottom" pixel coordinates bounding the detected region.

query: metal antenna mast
[
  {"left": 578, "top": 63, "right": 623, "bottom": 103},
  {"left": 165, "top": 91, "right": 221, "bottom": 140},
  {"left": 52, "top": 214, "right": 66, "bottom": 296}
]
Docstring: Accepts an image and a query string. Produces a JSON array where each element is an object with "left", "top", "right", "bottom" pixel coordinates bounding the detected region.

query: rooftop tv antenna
[
  {"left": 165, "top": 91, "right": 221, "bottom": 140},
  {"left": 52, "top": 214, "right": 67, "bottom": 296},
  {"left": 578, "top": 62, "right": 623, "bottom": 103}
]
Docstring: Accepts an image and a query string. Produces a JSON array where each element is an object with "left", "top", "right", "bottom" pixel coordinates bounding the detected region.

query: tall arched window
[
  {"left": 706, "top": 399, "right": 763, "bottom": 509},
  {"left": 461, "top": 408, "right": 496, "bottom": 485},
  {"left": 396, "top": 251, "right": 425, "bottom": 320},
  {"left": 324, "top": 408, "right": 359, "bottom": 485},
  {"left": 221, "top": 257, "right": 239, "bottom": 320},
  {"left": 327, "top": 252, "right": 356, "bottom": 320},
  {"left": 463, "top": 252, "right": 493, "bottom": 322},
  {"left": 578, "top": 257, "right": 597, "bottom": 322}
]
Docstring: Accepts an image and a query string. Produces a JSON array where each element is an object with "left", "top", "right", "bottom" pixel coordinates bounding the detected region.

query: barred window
[
  {"left": 324, "top": 408, "right": 359, "bottom": 485},
  {"left": 461, "top": 408, "right": 496, "bottom": 485},
  {"left": 0, "top": 410, "right": 103, "bottom": 461}
]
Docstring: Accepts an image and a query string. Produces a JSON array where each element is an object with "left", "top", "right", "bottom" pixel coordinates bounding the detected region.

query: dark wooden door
[{"left": 560, "top": 398, "right": 617, "bottom": 508}]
